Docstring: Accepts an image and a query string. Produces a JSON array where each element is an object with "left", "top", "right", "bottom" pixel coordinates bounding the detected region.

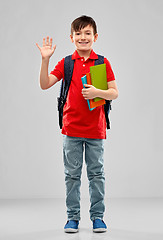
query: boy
[{"left": 36, "top": 15, "right": 118, "bottom": 233}]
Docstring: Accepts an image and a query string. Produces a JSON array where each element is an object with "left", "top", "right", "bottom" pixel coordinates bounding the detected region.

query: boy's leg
[
  {"left": 85, "top": 138, "right": 105, "bottom": 221},
  {"left": 63, "top": 135, "right": 84, "bottom": 221}
]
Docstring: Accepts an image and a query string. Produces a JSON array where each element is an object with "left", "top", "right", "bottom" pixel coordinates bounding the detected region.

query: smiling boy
[{"left": 36, "top": 15, "right": 118, "bottom": 233}]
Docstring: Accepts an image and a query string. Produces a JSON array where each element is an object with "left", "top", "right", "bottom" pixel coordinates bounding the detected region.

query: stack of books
[{"left": 81, "top": 63, "right": 108, "bottom": 111}]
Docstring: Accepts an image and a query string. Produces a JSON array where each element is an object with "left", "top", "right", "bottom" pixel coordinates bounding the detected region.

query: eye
[
  {"left": 75, "top": 32, "right": 80, "bottom": 35},
  {"left": 86, "top": 32, "right": 91, "bottom": 35}
]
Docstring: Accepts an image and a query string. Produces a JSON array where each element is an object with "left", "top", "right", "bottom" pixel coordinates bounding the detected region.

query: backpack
[{"left": 57, "top": 54, "right": 112, "bottom": 130}]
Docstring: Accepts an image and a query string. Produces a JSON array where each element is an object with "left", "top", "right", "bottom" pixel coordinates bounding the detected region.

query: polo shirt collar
[{"left": 72, "top": 49, "right": 98, "bottom": 60}]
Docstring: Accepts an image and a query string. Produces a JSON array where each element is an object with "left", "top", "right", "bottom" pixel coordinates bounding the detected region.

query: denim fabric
[{"left": 63, "top": 135, "right": 105, "bottom": 221}]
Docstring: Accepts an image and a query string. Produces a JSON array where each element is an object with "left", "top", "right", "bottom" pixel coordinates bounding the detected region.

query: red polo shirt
[{"left": 50, "top": 50, "right": 115, "bottom": 139}]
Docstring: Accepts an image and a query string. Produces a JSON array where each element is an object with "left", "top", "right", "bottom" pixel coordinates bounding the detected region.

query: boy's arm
[
  {"left": 83, "top": 80, "right": 119, "bottom": 101},
  {"left": 96, "top": 80, "right": 119, "bottom": 100},
  {"left": 40, "top": 58, "right": 58, "bottom": 89},
  {"left": 36, "top": 36, "right": 58, "bottom": 90}
]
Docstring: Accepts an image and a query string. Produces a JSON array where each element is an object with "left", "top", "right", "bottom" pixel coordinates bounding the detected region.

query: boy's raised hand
[{"left": 36, "top": 36, "right": 56, "bottom": 59}]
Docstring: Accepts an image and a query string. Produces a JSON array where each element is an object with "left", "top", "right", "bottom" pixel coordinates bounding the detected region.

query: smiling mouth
[{"left": 79, "top": 42, "right": 89, "bottom": 44}]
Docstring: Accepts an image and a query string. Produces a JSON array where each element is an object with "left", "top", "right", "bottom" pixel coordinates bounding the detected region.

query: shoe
[
  {"left": 93, "top": 219, "right": 107, "bottom": 232},
  {"left": 64, "top": 220, "right": 79, "bottom": 233}
]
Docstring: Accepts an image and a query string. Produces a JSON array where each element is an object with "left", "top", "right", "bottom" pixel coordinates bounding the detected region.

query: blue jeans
[{"left": 63, "top": 135, "right": 105, "bottom": 221}]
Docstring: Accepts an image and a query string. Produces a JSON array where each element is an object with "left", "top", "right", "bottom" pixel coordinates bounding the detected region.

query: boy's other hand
[
  {"left": 36, "top": 36, "right": 56, "bottom": 60},
  {"left": 82, "top": 84, "right": 97, "bottom": 100}
]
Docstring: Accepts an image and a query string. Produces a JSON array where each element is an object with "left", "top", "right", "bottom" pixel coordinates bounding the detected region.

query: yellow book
[{"left": 90, "top": 63, "right": 108, "bottom": 102}]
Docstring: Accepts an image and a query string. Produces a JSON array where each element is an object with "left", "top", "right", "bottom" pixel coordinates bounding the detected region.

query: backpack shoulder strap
[
  {"left": 95, "top": 54, "right": 104, "bottom": 65},
  {"left": 64, "top": 55, "right": 74, "bottom": 88},
  {"left": 60, "top": 54, "right": 74, "bottom": 101},
  {"left": 57, "top": 55, "right": 74, "bottom": 129},
  {"left": 63, "top": 54, "right": 74, "bottom": 103},
  {"left": 95, "top": 54, "right": 112, "bottom": 129}
]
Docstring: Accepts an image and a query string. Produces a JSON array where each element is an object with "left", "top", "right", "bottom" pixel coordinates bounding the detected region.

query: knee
[
  {"left": 65, "top": 173, "right": 81, "bottom": 181},
  {"left": 87, "top": 172, "right": 105, "bottom": 182}
]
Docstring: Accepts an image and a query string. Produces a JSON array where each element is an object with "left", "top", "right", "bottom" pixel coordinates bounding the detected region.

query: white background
[{"left": 0, "top": 0, "right": 163, "bottom": 199}]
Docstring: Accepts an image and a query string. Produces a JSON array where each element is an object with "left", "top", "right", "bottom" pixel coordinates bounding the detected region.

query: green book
[{"left": 90, "top": 63, "right": 108, "bottom": 102}]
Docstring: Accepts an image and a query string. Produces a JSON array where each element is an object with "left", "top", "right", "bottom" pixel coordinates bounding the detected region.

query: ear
[
  {"left": 94, "top": 33, "right": 98, "bottom": 42},
  {"left": 70, "top": 34, "right": 74, "bottom": 43}
]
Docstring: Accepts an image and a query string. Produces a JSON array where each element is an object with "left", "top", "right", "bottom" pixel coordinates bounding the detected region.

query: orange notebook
[{"left": 86, "top": 72, "right": 106, "bottom": 108}]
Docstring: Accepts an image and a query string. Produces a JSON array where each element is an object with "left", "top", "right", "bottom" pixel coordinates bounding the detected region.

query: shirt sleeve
[
  {"left": 50, "top": 58, "right": 65, "bottom": 81},
  {"left": 104, "top": 58, "right": 115, "bottom": 82}
]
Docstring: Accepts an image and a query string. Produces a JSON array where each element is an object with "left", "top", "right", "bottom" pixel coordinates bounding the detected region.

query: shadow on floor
[{"left": 1, "top": 228, "right": 163, "bottom": 240}]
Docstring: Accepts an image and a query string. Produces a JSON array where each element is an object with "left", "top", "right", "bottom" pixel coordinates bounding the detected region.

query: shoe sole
[
  {"left": 93, "top": 228, "right": 107, "bottom": 233},
  {"left": 64, "top": 228, "right": 78, "bottom": 233}
]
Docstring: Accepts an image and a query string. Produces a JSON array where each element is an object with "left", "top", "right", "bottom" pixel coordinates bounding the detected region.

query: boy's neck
[{"left": 76, "top": 49, "right": 92, "bottom": 60}]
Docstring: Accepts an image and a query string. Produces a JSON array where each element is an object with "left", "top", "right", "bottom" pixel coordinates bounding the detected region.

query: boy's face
[{"left": 70, "top": 25, "right": 98, "bottom": 52}]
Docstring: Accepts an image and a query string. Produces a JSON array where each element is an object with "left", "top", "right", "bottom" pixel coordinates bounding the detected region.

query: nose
[{"left": 81, "top": 33, "right": 86, "bottom": 39}]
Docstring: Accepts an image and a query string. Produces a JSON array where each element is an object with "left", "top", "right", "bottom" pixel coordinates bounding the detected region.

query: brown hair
[{"left": 71, "top": 15, "right": 97, "bottom": 35}]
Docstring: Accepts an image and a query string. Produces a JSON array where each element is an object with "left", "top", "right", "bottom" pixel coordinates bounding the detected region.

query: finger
[
  {"left": 82, "top": 89, "right": 87, "bottom": 94},
  {"left": 43, "top": 38, "right": 46, "bottom": 47},
  {"left": 49, "top": 38, "right": 52, "bottom": 48},
  {"left": 83, "top": 93, "right": 88, "bottom": 97},
  {"left": 52, "top": 44, "right": 56, "bottom": 52},
  {"left": 84, "top": 84, "right": 91, "bottom": 88},
  {"left": 82, "top": 87, "right": 89, "bottom": 91},
  {"left": 46, "top": 36, "right": 49, "bottom": 45},
  {"left": 36, "top": 43, "right": 41, "bottom": 50},
  {"left": 53, "top": 44, "right": 56, "bottom": 49}
]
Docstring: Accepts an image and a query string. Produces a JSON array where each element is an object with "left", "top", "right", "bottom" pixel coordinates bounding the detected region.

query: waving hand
[{"left": 36, "top": 36, "right": 56, "bottom": 59}]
